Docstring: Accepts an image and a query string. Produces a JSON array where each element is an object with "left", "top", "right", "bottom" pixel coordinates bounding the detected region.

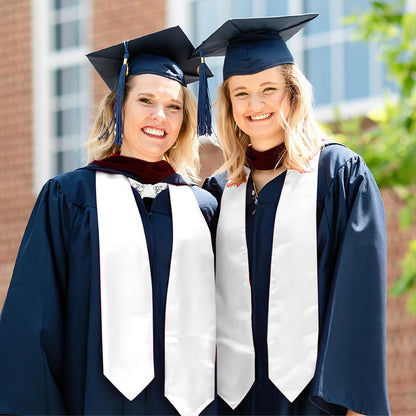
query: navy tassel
[
  {"left": 197, "top": 47, "right": 212, "bottom": 136},
  {"left": 114, "top": 41, "right": 129, "bottom": 146},
  {"left": 97, "top": 111, "right": 115, "bottom": 141}
]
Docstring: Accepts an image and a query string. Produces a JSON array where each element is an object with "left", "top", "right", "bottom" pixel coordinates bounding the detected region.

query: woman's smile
[
  {"left": 248, "top": 112, "right": 273, "bottom": 121},
  {"left": 142, "top": 126, "right": 167, "bottom": 138}
]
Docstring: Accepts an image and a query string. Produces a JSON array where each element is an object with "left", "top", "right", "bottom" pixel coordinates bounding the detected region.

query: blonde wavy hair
[
  {"left": 87, "top": 75, "right": 200, "bottom": 182},
  {"left": 216, "top": 64, "right": 326, "bottom": 184}
]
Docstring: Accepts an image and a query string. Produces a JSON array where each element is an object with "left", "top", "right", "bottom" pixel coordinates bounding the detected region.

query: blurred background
[{"left": 0, "top": 0, "right": 415, "bottom": 413}]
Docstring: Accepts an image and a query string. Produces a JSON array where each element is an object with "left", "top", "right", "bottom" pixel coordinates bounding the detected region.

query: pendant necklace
[{"left": 250, "top": 149, "right": 286, "bottom": 208}]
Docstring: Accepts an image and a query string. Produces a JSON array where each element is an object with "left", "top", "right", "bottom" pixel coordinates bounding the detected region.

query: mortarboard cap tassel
[
  {"left": 114, "top": 41, "right": 129, "bottom": 146},
  {"left": 197, "top": 47, "right": 212, "bottom": 137}
]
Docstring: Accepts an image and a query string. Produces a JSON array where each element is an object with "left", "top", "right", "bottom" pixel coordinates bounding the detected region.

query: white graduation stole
[
  {"left": 95, "top": 172, "right": 215, "bottom": 415},
  {"left": 216, "top": 174, "right": 255, "bottom": 409},
  {"left": 216, "top": 154, "right": 320, "bottom": 408}
]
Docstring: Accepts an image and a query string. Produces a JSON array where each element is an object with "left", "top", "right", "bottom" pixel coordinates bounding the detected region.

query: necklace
[
  {"left": 251, "top": 178, "right": 259, "bottom": 206},
  {"left": 251, "top": 164, "right": 286, "bottom": 208}
]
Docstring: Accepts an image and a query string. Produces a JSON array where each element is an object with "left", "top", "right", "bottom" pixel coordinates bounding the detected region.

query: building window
[
  {"left": 266, "top": 1, "right": 288, "bottom": 15},
  {"left": 304, "top": 45, "right": 332, "bottom": 105},
  {"left": 344, "top": 41, "right": 370, "bottom": 101},
  {"left": 32, "top": 0, "right": 90, "bottom": 191},
  {"left": 304, "top": 0, "right": 330, "bottom": 35},
  {"left": 301, "top": 0, "right": 388, "bottom": 119}
]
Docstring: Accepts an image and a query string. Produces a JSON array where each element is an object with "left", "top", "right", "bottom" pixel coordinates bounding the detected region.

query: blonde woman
[
  {"left": 200, "top": 15, "right": 390, "bottom": 416},
  {"left": 0, "top": 27, "right": 216, "bottom": 416}
]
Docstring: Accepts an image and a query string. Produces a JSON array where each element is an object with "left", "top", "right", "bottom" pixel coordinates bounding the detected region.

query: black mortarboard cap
[
  {"left": 192, "top": 14, "right": 317, "bottom": 136},
  {"left": 86, "top": 26, "right": 212, "bottom": 144},
  {"left": 193, "top": 14, "right": 318, "bottom": 79}
]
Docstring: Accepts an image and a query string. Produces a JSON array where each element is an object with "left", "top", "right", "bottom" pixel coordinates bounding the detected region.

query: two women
[
  {"left": 0, "top": 27, "right": 216, "bottom": 415},
  {"left": 0, "top": 14, "right": 390, "bottom": 416}
]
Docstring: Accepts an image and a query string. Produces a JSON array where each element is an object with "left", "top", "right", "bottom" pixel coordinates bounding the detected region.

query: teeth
[
  {"left": 250, "top": 113, "right": 271, "bottom": 121},
  {"left": 143, "top": 127, "right": 165, "bottom": 136}
]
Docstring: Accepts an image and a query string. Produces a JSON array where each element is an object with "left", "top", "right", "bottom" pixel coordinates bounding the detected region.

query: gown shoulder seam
[
  {"left": 49, "top": 177, "right": 97, "bottom": 211},
  {"left": 319, "top": 154, "right": 361, "bottom": 203}
]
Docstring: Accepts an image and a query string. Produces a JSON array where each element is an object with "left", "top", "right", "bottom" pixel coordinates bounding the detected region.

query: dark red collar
[
  {"left": 90, "top": 154, "right": 176, "bottom": 184},
  {"left": 246, "top": 143, "right": 286, "bottom": 170}
]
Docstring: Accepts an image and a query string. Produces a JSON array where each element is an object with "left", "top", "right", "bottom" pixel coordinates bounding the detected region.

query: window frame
[{"left": 32, "top": 0, "right": 90, "bottom": 192}]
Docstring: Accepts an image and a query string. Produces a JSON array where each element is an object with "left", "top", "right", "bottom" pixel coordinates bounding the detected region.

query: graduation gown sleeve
[
  {"left": 191, "top": 185, "right": 219, "bottom": 240},
  {"left": 202, "top": 171, "right": 228, "bottom": 204},
  {"left": 310, "top": 147, "right": 389, "bottom": 415},
  {"left": 0, "top": 179, "right": 77, "bottom": 415}
]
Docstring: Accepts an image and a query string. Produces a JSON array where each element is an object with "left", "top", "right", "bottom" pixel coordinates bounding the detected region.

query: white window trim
[
  {"left": 32, "top": 0, "right": 52, "bottom": 193},
  {"left": 407, "top": 0, "right": 416, "bottom": 11},
  {"left": 32, "top": 0, "right": 91, "bottom": 193},
  {"left": 167, "top": 0, "right": 191, "bottom": 33}
]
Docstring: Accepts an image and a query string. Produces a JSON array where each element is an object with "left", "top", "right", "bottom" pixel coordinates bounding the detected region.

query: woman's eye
[
  {"left": 139, "top": 97, "right": 152, "bottom": 104},
  {"left": 169, "top": 105, "right": 182, "bottom": 111},
  {"left": 234, "top": 91, "right": 248, "bottom": 98},
  {"left": 263, "top": 87, "right": 277, "bottom": 93}
]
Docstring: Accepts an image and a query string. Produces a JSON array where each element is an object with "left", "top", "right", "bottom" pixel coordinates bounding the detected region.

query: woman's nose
[
  {"left": 248, "top": 93, "right": 264, "bottom": 111},
  {"left": 151, "top": 105, "right": 166, "bottom": 120}
]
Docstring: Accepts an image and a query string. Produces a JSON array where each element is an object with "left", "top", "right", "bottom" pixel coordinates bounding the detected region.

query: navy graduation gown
[
  {"left": 204, "top": 143, "right": 390, "bottom": 415},
  {"left": 0, "top": 165, "right": 217, "bottom": 415}
]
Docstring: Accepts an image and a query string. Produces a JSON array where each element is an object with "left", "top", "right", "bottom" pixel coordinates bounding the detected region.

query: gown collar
[
  {"left": 89, "top": 154, "right": 182, "bottom": 185},
  {"left": 245, "top": 143, "right": 286, "bottom": 171}
]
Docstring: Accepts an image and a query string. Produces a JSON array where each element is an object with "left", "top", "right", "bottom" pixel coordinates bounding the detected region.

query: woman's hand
[{"left": 347, "top": 409, "right": 366, "bottom": 416}]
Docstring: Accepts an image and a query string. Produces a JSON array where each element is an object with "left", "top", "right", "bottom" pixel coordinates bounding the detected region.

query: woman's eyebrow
[{"left": 230, "top": 86, "right": 247, "bottom": 93}]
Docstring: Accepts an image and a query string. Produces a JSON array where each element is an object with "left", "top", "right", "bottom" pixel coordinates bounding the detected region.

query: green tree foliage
[{"left": 331, "top": 0, "right": 416, "bottom": 313}]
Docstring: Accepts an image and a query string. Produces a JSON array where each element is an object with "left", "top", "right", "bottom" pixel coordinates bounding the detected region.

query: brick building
[{"left": 0, "top": 0, "right": 415, "bottom": 414}]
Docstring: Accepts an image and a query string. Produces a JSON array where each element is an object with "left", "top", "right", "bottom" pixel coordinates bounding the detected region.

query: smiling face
[
  {"left": 228, "top": 66, "right": 290, "bottom": 151},
  {"left": 120, "top": 74, "right": 184, "bottom": 161}
]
